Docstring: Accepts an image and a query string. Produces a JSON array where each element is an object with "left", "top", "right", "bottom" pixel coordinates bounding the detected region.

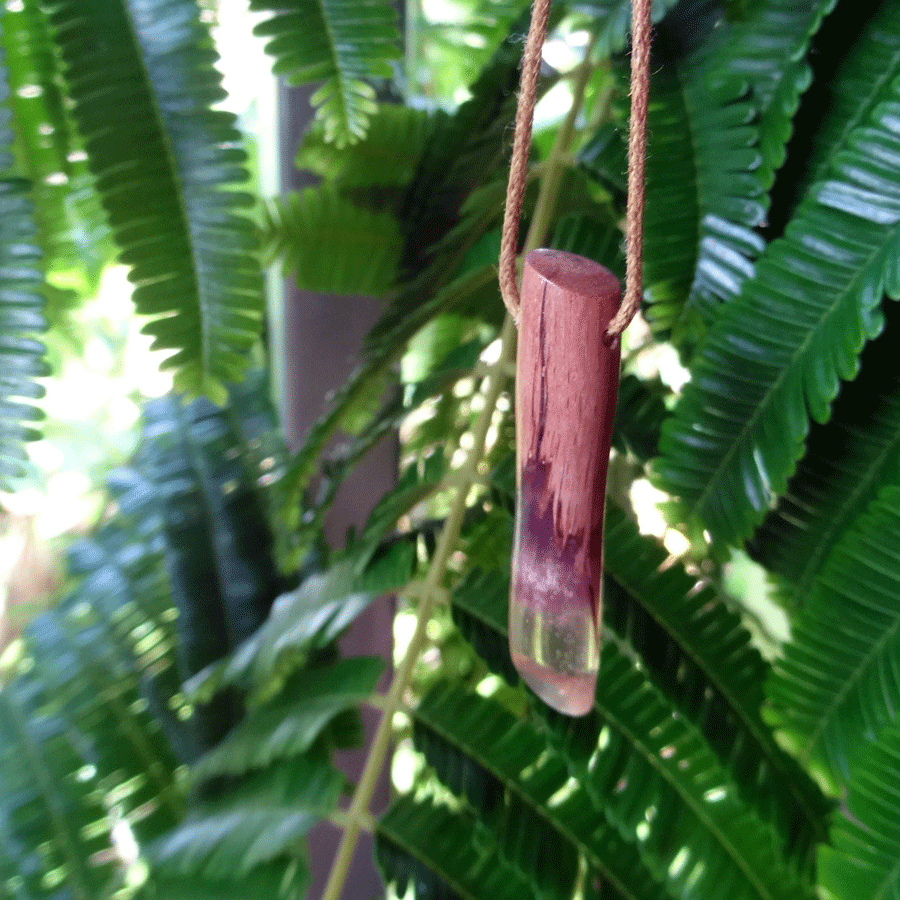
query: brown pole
[{"left": 509, "top": 249, "right": 621, "bottom": 716}]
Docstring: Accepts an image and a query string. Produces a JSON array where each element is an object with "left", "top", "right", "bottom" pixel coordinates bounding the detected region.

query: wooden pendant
[{"left": 509, "top": 249, "right": 621, "bottom": 716}]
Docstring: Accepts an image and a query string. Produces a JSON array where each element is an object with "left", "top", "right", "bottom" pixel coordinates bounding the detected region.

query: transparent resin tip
[
  {"left": 509, "top": 593, "right": 599, "bottom": 716},
  {"left": 509, "top": 460, "right": 603, "bottom": 717}
]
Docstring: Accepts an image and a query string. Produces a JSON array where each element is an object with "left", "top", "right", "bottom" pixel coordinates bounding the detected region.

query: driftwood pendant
[{"left": 509, "top": 249, "right": 621, "bottom": 716}]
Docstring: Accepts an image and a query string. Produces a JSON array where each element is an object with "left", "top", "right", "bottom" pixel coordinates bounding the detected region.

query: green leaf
[
  {"left": 67, "top": 463, "right": 193, "bottom": 758},
  {"left": 0, "top": 682, "right": 115, "bottom": 900},
  {"left": 142, "top": 862, "right": 307, "bottom": 900},
  {"left": 278, "top": 258, "right": 496, "bottom": 535},
  {"left": 274, "top": 10, "right": 538, "bottom": 527},
  {"left": 263, "top": 188, "right": 402, "bottom": 296},
  {"left": 361, "top": 452, "right": 445, "bottom": 542},
  {"left": 409, "top": 684, "right": 670, "bottom": 900},
  {"left": 0, "top": 178, "right": 46, "bottom": 487},
  {"left": 398, "top": 4, "right": 557, "bottom": 276},
  {"left": 22, "top": 610, "right": 183, "bottom": 842},
  {"left": 0, "top": 27, "right": 47, "bottom": 487},
  {"left": 293, "top": 337, "right": 483, "bottom": 552},
  {"left": 149, "top": 755, "right": 343, "bottom": 879},
  {"left": 765, "top": 484, "right": 900, "bottom": 791},
  {"left": 805, "top": 0, "right": 900, "bottom": 187},
  {"left": 750, "top": 312, "right": 900, "bottom": 607},
  {"left": 209, "top": 540, "right": 411, "bottom": 691},
  {"left": 603, "top": 504, "right": 828, "bottom": 855},
  {"left": 43, "top": 0, "right": 263, "bottom": 402},
  {"left": 454, "top": 478, "right": 823, "bottom": 852},
  {"left": 295, "top": 103, "right": 434, "bottom": 186},
  {"left": 641, "top": 47, "right": 764, "bottom": 342},
  {"left": 450, "top": 566, "right": 813, "bottom": 900},
  {"left": 654, "top": 64, "right": 900, "bottom": 544},
  {"left": 545, "top": 644, "right": 812, "bottom": 900},
  {"left": 251, "top": 0, "right": 401, "bottom": 146},
  {"left": 701, "top": 0, "right": 836, "bottom": 184},
  {"left": 1, "top": 0, "right": 111, "bottom": 285},
  {"left": 818, "top": 719, "right": 900, "bottom": 900},
  {"left": 110, "top": 384, "right": 287, "bottom": 757},
  {"left": 0, "top": 804, "right": 46, "bottom": 900},
  {"left": 612, "top": 374, "right": 668, "bottom": 462},
  {"left": 191, "top": 657, "right": 383, "bottom": 781},
  {"left": 377, "top": 795, "right": 544, "bottom": 900},
  {"left": 451, "top": 567, "right": 519, "bottom": 685},
  {"left": 132, "top": 409, "right": 246, "bottom": 754}
]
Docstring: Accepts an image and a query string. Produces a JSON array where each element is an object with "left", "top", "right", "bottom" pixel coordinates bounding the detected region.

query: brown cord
[
  {"left": 498, "top": 0, "right": 551, "bottom": 321},
  {"left": 608, "top": 0, "right": 652, "bottom": 338},
  {"left": 498, "top": 0, "right": 652, "bottom": 337}
]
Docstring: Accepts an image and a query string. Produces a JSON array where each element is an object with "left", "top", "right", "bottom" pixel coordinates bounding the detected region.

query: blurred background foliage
[{"left": 3, "top": 0, "right": 900, "bottom": 899}]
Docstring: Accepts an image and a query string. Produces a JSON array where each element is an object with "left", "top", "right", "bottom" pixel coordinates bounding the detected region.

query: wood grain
[{"left": 510, "top": 248, "right": 621, "bottom": 714}]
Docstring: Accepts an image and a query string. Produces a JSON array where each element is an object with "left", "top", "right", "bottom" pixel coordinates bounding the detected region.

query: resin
[{"left": 510, "top": 249, "right": 621, "bottom": 716}]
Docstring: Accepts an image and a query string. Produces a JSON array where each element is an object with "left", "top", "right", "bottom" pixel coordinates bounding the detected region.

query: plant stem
[
  {"left": 319, "top": 44, "right": 595, "bottom": 900},
  {"left": 320, "top": 315, "right": 517, "bottom": 900},
  {"left": 527, "top": 48, "right": 597, "bottom": 251}
]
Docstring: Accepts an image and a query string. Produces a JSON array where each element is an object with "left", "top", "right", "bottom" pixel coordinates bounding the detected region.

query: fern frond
[
  {"left": 278, "top": 251, "right": 499, "bottom": 541},
  {"left": 454, "top": 466, "right": 826, "bottom": 852},
  {"left": 654, "top": 62, "right": 900, "bottom": 544},
  {"left": 0, "top": 28, "right": 47, "bottom": 487},
  {"left": 450, "top": 565, "right": 814, "bottom": 900},
  {"left": 138, "top": 392, "right": 284, "bottom": 652},
  {"left": 544, "top": 641, "right": 812, "bottom": 900},
  {"left": 750, "top": 311, "right": 900, "bottom": 606},
  {"left": 702, "top": 0, "right": 836, "bottom": 183},
  {"left": 765, "top": 484, "right": 900, "bottom": 791},
  {"left": 398, "top": 4, "right": 554, "bottom": 275},
  {"left": 0, "top": 177, "right": 46, "bottom": 487},
  {"left": 550, "top": 211, "right": 624, "bottom": 277},
  {"left": 640, "top": 31, "right": 764, "bottom": 342},
  {"left": 191, "top": 657, "right": 383, "bottom": 781},
  {"left": 292, "top": 338, "right": 482, "bottom": 551},
  {"left": 0, "top": 805, "right": 45, "bottom": 900},
  {"left": 149, "top": 755, "right": 342, "bottom": 879},
  {"left": 818, "top": 719, "right": 900, "bottom": 900},
  {"left": 251, "top": 0, "right": 401, "bottom": 146},
  {"left": 451, "top": 567, "right": 519, "bottom": 684},
  {"left": 262, "top": 188, "right": 402, "bottom": 296},
  {"left": 377, "top": 795, "right": 545, "bottom": 900},
  {"left": 2, "top": 0, "right": 105, "bottom": 279},
  {"left": 408, "top": 684, "right": 671, "bottom": 900},
  {"left": 209, "top": 539, "right": 413, "bottom": 693},
  {"left": 23, "top": 610, "right": 183, "bottom": 840},
  {"left": 142, "top": 862, "right": 306, "bottom": 900},
  {"left": 612, "top": 374, "right": 668, "bottom": 462},
  {"left": 603, "top": 505, "right": 828, "bottom": 854},
  {"left": 805, "top": 0, "right": 900, "bottom": 187},
  {"left": 67, "top": 507, "right": 192, "bottom": 762},
  {"left": 275, "top": 15, "right": 534, "bottom": 530},
  {"left": 413, "top": 697, "right": 581, "bottom": 900},
  {"left": 295, "top": 103, "right": 434, "bottom": 187},
  {"left": 0, "top": 681, "right": 118, "bottom": 899},
  {"left": 43, "top": 0, "right": 263, "bottom": 402}
]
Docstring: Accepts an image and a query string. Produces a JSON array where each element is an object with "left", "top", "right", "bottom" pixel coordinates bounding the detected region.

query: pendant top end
[{"left": 525, "top": 249, "right": 621, "bottom": 312}]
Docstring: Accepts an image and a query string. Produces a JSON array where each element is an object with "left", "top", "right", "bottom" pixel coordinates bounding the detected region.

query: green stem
[
  {"left": 320, "top": 315, "right": 517, "bottom": 900},
  {"left": 319, "top": 44, "right": 596, "bottom": 900}
]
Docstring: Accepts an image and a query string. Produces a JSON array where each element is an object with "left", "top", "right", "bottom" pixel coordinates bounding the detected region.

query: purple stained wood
[{"left": 509, "top": 248, "right": 621, "bottom": 716}]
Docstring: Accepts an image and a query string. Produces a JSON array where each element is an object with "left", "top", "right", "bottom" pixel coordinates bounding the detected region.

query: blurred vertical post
[{"left": 276, "top": 82, "right": 398, "bottom": 898}]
